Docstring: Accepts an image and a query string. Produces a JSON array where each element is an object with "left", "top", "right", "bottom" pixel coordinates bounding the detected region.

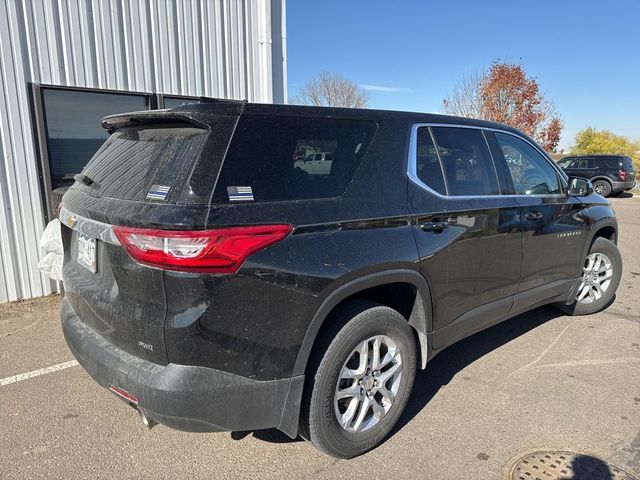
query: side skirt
[{"left": 431, "top": 279, "right": 575, "bottom": 354}]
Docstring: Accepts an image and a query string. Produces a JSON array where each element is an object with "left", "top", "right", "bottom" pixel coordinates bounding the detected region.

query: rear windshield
[
  {"left": 622, "top": 157, "right": 634, "bottom": 170},
  {"left": 76, "top": 124, "right": 208, "bottom": 203},
  {"left": 212, "top": 115, "right": 377, "bottom": 203}
]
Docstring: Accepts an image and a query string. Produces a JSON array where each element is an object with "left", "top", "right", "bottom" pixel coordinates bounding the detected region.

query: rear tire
[
  {"left": 300, "top": 301, "right": 417, "bottom": 458},
  {"left": 592, "top": 179, "right": 612, "bottom": 197},
  {"left": 554, "top": 237, "right": 622, "bottom": 315}
]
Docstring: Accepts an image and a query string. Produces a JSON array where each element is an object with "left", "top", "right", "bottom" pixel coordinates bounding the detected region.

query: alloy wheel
[
  {"left": 593, "top": 182, "right": 608, "bottom": 195},
  {"left": 576, "top": 252, "right": 613, "bottom": 304},
  {"left": 333, "top": 335, "right": 402, "bottom": 433}
]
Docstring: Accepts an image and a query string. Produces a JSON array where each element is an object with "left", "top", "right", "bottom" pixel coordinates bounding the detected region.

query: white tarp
[{"left": 38, "top": 219, "right": 63, "bottom": 281}]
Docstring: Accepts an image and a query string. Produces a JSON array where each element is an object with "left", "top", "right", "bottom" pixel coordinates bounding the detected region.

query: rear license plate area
[{"left": 77, "top": 233, "right": 97, "bottom": 273}]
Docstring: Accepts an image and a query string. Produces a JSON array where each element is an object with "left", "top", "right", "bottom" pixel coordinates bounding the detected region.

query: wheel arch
[
  {"left": 590, "top": 176, "right": 614, "bottom": 187},
  {"left": 591, "top": 223, "right": 617, "bottom": 244},
  {"left": 563, "top": 217, "right": 618, "bottom": 301},
  {"left": 582, "top": 217, "right": 617, "bottom": 262},
  {"left": 291, "top": 269, "right": 433, "bottom": 378}
]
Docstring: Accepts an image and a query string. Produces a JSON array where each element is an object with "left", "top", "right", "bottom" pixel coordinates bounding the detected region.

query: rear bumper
[
  {"left": 61, "top": 298, "right": 303, "bottom": 436},
  {"left": 611, "top": 180, "right": 636, "bottom": 192}
]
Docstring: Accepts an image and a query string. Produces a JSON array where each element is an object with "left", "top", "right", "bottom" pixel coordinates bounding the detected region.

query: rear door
[
  {"left": 61, "top": 116, "right": 238, "bottom": 363},
  {"left": 574, "top": 157, "right": 598, "bottom": 179},
  {"left": 489, "top": 131, "right": 587, "bottom": 303},
  {"left": 408, "top": 125, "right": 522, "bottom": 347}
]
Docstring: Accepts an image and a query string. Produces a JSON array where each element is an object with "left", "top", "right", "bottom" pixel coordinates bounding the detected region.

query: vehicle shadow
[
  {"left": 235, "top": 305, "right": 565, "bottom": 446},
  {"left": 612, "top": 191, "right": 635, "bottom": 199},
  {"left": 390, "top": 304, "right": 564, "bottom": 437}
]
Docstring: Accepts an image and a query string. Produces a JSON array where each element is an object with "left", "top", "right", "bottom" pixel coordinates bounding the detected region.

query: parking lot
[{"left": 1, "top": 195, "right": 639, "bottom": 479}]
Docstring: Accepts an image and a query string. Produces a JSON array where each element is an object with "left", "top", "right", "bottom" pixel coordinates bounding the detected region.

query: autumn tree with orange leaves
[{"left": 443, "top": 62, "right": 563, "bottom": 152}]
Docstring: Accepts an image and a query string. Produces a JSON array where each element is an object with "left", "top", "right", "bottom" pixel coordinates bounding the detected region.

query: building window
[
  {"left": 40, "top": 87, "right": 149, "bottom": 190},
  {"left": 162, "top": 96, "right": 201, "bottom": 109}
]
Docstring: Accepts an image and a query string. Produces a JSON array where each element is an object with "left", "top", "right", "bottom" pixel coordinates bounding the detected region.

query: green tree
[{"left": 572, "top": 127, "right": 640, "bottom": 170}]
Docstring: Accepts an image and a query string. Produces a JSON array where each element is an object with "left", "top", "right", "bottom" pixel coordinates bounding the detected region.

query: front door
[
  {"left": 489, "top": 131, "right": 587, "bottom": 301},
  {"left": 408, "top": 126, "right": 522, "bottom": 347}
]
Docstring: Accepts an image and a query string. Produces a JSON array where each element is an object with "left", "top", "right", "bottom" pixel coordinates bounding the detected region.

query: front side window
[
  {"left": 557, "top": 158, "right": 574, "bottom": 168},
  {"left": 494, "top": 132, "right": 560, "bottom": 195},
  {"left": 430, "top": 127, "right": 500, "bottom": 196}
]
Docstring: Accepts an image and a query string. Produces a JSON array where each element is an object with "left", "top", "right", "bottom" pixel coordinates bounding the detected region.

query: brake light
[
  {"left": 618, "top": 170, "right": 627, "bottom": 181},
  {"left": 113, "top": 224, "right": 292, "bottom": 273}
]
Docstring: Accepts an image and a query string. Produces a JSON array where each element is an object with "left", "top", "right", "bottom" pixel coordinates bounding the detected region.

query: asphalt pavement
[{"left": 1, "top": 195, "right": 639, "bottom": 479}]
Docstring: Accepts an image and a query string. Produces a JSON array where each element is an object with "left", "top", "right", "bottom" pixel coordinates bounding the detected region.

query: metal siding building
[{"left": 0, "top": 0, "right": 286, "bottom": 303}]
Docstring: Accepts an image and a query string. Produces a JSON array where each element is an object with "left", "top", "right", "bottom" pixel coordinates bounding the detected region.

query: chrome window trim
[
  {"left": 408, "top": 122, "right": 567, "bottom": 199},
  {"left": 481, "top": 129, "right": 502, "bottom": 194}
]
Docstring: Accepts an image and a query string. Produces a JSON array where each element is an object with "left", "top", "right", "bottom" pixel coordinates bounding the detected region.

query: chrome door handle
[
  {"left": 420, "top": 221, "right": 449, "bottom": 232},
  {"left": 525, "top": 211, "right": 543, "bottom": 221}
]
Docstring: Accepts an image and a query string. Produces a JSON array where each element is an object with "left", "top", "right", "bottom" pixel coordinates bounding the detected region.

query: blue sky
[{"left": 286, "top": 0, "right": 640, "bottom": 150}]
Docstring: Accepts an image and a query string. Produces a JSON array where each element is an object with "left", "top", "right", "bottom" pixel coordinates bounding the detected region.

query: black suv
[
  {"left": 558, "top": 154, "right": 636, "bottom": 197},
  {"left": 59, "top": 100, "right": 622, "bottom": 458}
]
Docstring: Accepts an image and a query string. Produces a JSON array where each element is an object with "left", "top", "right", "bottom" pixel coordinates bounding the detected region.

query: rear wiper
[{"left": 74, "top": 174, "right": 94, "bottom": 186}]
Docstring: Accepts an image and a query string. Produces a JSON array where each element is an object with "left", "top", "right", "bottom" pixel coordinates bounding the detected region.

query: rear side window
[
  {"left": 598, "top": 156, "right": 623, "bottom": 169},
  {"left": 494, "top": 132, "right": 560, "bottom": 195},
  {"left": 213, "top": 115, "right": 376, "bottom": 203},
  {"left": 430, "top": 127, "right": 500, "bottom": 196}
]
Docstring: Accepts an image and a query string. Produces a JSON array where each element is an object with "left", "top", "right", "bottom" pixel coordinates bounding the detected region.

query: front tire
[
  {"left": 300, "top": 301, "right": 417, "bottom": 458},
  {"left": 555, "top": 237, "right": 622, "bottom": 315}
]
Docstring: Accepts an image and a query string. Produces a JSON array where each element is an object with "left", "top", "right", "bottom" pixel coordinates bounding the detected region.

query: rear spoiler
[
  {"left": 102, "top": 98, "right": 246, "bottom": 133},
  {"left": 102, "top": 111, "right": 209, "bottom": 133}
]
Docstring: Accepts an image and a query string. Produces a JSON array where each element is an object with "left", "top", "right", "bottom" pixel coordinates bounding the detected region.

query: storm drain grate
[{"left": 511, "top": 451, "right": 638, "bottom": 480}]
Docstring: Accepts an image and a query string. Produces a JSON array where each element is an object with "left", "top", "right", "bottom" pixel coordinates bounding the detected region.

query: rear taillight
[
  {"left": 618, "top": 170, "right": 627, "bottom": 181},
  {"left": 113, "top": 224, "right": 292, "bottom": 273}
]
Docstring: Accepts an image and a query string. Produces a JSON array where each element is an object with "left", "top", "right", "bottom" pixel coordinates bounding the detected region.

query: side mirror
[{"left": 567, "top": 177, "right": 593, "bottom": 196}]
